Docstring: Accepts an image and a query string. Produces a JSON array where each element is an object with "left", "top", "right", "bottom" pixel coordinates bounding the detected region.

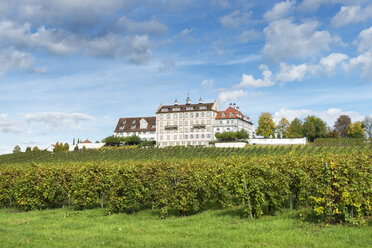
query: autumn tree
[
  {"left": 287, "top": 118, "right": 304, "bottom": 138},
  {"left": 256, "top": 112, "right": 276, "bottom": 138},
  {"left": 276, "top": 118, "right": 290, "bottom": 138},
  {"left": 347, "top": 122, "right": 365, "bottom": 138},
  {"left": 32, "top": 146, "right": 40, "bottom": 151},
  {"left": 334, "top": 115, "right": 351, "bottom": 138},
  {"left": 13, "top": 145, "right": 21, "bottom": 153},
  {"left": 363, "top": 116, "right": 372, "bottom": 140},
  {"left": 303, "top": 115, "right": 327, "bottom": 142}
]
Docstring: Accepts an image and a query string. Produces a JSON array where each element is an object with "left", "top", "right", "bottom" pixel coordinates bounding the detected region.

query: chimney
[
  {"left": 237, "top": 106, "right": 239, "bottom": 111},
  {"left": 174, "top": 99, "right": 178, "bottom": 106},
  {"left": 229, "top": 103, "right": 232, "bottom": 107},
  {"left": 233, "top": 103, "right": 236, "bottom": 109},
  {"left": 199, "top": 97, "right": 203, "bottom": 104},
  {"left": 186, "top": 94, "right": 191, "bottom": 105}
]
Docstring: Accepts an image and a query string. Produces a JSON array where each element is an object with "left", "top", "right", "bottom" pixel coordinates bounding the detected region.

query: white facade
[
  {"left": 213, "top": 118, "right": 255, "bottom": 139},
  {"left": 156, "top": 99, "right": 219, "bottom": 147},
  {"left": 114, "top": 117, "right": 156, "bottom": 141},
  {"left": 249, "top": 138, "right": 307, "bottom": 145},
  {"left": 115, "top": 130, "right": 156, "bottom": 141}
]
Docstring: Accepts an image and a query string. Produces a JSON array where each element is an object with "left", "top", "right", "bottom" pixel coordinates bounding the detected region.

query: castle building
[
  {"left": 155, "top": 97, "right": 219, "bottom": 147},
  {"left": 114, "top": 117, "right": 156, "bottom": 141},
  {"left": 113, "top": 97, "right": 254, "bottom": 146},
  {"left": 213, "top": 103, "right": 255, "bottom": 138}
]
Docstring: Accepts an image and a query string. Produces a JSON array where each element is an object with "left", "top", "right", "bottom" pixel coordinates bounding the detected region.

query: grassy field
[{"left": 0, "top": 207, "right": 371, "bottom": 248}]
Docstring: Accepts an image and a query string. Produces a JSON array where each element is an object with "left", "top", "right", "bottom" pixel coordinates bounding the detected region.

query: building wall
[
  {"left": 213, "top": 118, "right": 255, "bottom": 138},
  {"left": 114, "top": 131, "right": 156, "bottom": 141},
  {"left": 156, "top": 104, "right": 218, "bottom": 147},
  {"left": 249, "top": 138, "right": 307, "bottom": 145}
]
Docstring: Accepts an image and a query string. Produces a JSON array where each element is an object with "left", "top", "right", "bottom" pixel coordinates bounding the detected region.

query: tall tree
[
  {"left": 13, "top": 145, "right": 21, "bottom": 153},
  {"left": 303, "top": 115, "right": 327, "bottom": 142},
  {"left": 363, "top": 116, "right": 372, "bottom": 140},
  {"left": 347, "top": 122, "right": 365, "bottom": 138},
  {"left": 276, "top": 118, "right": 290, "bottom": 138},
  {"left": 256, "top": 112, "right": 276, "bottom": 138},
  {"left": 287, "top": 118, "right": 303, "bottom": 138},
  {"left": 334, "top": 115, "right": 351, "bottom": 138}
]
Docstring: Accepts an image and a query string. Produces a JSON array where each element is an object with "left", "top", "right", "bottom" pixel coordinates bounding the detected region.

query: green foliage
[
  {"left": 256, "top": 113, "right": 276, "bottom": 138},
  {"left": 25, "top": 147, "right": 32, "bottom": 152},
  {"left": 347, "top": 122, "right": 365, "bottom": 138},
  {"left": 314, "top": 138, "right": 366, "bottom": 146},
  {"left": 102, "top": 135, "right": 141, "bottom": 146},
  {"left": 0, "top": 152, "right": 371, "bottom": 225},
  {"left": 215, "top": 130, "right": 249, "bottom": 141},
  {"left": 12, "top": 145, "right": 21, "bottom": 153},
  {"left": 303, "top": 115, "right": 327, "bottom": 142},
  {"left": 53, "top": 142, "right": 69, "bottom": 152},
  {"left": 277, "top": 118, "right": 290, "bottom": 138},
  {"left": 334, "top": 115, "right": 351, "bottom": 138},
  {"left": 287, "top": 118, "right": 304, "bottom": 138},
  {"left": 138, "top": 140, "right": 156, "bottom": 148},
  {"left": 32, "top": 146, "right": 40, "bottom": 152}
]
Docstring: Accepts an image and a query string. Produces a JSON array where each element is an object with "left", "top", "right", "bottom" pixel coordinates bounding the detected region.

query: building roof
[
  {"left": 156, "top": 102, "right": 216, "bottom": 114},
  {"left": 114, "top": 116, "right": 156, "bottom": 133},
  {"left": 216, "top": 106, "right": 253, "bottom": 124},
  {"left": 82, "top": 140, "right": 92, "bottom": 144}
]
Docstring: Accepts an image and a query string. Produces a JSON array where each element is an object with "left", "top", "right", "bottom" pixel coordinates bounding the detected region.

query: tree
[
  {"left": 73, "top": 138, "right": 76, "bottom": 145},
  {"left": 256, "top": 112, "right": 276, "bottom": 138},
  {"left": 347, "top": 122, "right": 365, "bottom": 138},
  {"left": 326, "top": 127, "right": 339, "bottom": 138},
  {"left": 13, "top": 145, "right": 21, "bottom": 153},
  {"left": 236, "top": 130, "right": 249, "bottom": 139},
  {"left": 125, "top": 135, "right": 141, "bottom": 145},
  {"left": 287, "top": 118, "right": 303, "bottom": 138},
  {"left": 32, "top": 146, "right": 40, "bottom": 152},
  {"left": 363, "top": 116, "right": 372, "bottom": 140},
  {"left": 334, "top": 115, "right": 351, "bottom": 138},
  {"left": 303, "top": 115, "right": 327, "bottom": 142},
  {"left": 276, "top": 118, "right": 290, "bottom": 138},
  {"left": 25, "top": 146, "right": 32, "bottom": 152}
]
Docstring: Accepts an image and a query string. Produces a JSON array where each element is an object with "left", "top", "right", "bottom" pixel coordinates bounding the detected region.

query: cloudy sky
[{"left": 1, "top": 0, "right": 372, "bottom": 154}]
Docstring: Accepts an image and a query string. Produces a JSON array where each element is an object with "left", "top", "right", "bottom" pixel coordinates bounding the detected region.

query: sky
[{"left": 1, "top": 0, "right": 372, "bottom": 154}]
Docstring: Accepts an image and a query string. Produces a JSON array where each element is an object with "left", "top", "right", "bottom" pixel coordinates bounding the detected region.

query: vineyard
[
  {"left": 1, "top": 145, "right": 371, "bottom": 165},
  {"left": 0, "top": 148, "right": 371, "bottom": 224}
]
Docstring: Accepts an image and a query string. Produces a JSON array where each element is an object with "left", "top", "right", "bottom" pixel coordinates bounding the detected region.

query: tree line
[{"left": 256, "top": 113, "right": 371, "bottom": 142}]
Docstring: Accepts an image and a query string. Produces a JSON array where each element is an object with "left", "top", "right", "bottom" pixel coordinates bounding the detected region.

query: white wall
[
  {"left": 248, "top": 138, "right": 307, "bottom": 145},
  {"left": 215, "top": 142, "right": 247, "bottom": 148},
  {"left": 69, "top": 143, "right": 106, "bottom": 151}
]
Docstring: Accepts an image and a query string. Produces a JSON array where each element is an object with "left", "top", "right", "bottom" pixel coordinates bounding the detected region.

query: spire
[
  {"left": 186, "top": 93, "right": 191, "bottom": 105},
  {"left": 174, "top": 99, "right": 178, "bottom": 106},
  {"left": 199, "top": 97, "right": 203, "bottom": 104}
]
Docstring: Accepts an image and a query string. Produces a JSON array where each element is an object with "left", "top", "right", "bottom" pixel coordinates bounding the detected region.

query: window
[
  {"left": 161, "top": 108, "right": 168, "bottom": 112},
  {"left": 130, "top": 125, "right": 136, "bottom": 129},
  {"left": 179, "top": 121, "right": 183, "bottom": 125},
  {"left": 190, "top": 128, "right": 194, "bottom": 132},
  {"left": 227, "top": 120, "right": 230, "bottom": 124},
  {"left": 200, "top": 106, "right": 207, "bottom": 110},
  {"left": 167, "top": 135, "right": 170, "bottom": 140},
  {"left": 174, "top": 114, "right": 178, "bottom": 119},
  {"left": 196, "top": 120, "right": 199, "bottom": 124},
  {"left": 173, "top": 107, "right": 181, "bottom": 111},
  {"left": 184, "top": 120, "right": 188, "bottom": 126},
  {"left": 184, "top": 128, "right": 188, "bottom": 132},
  {"left": 201, "top": 134, "right": 205, "bottom": 138},
  {"left": 201, "top": 120, "right": 204, "bottom": 124},
  {"left": 184, "top": 113, "right": 188, "bottom": 118},
  {"left": 207, "top": 127, "right": 210, "bottom": 132},
  {"left": 167, "top": 114, "right": 170, "bottom": 119},
  {"left": 206, "top": 112, "right": 211, "bottom": 117},
  {"left": 190, "top": 120, "right": 193, "bottom": 125},
  {"left": 151, "top": 125, "right": 156, "bottom": 128},
  {"left": 179, "top": 135, "right": 182, "bottom": 139},
  {"left": 160, "top": 129, "right": 163, "bottom": 133},
  {"left": 195, "top": 113, "right": 199, "bottom": 117},
  {"left": 196, "top": 134, "right": 199, "bottom": 139},
  {"left": 207, "top": 120, "right": 210, "bottom": 125},
  {"left": 186, "top": 107, "right": 194, "bottom": 110},
  {"left": 220, "top": 120, "right": 223, "bottom": 124},
  {"left": 167, "top": 121, "right": 170, "bottom": 125},
  {"left": 229, "top": 112, "right": 233, "bottom": 117},
  {"left": 207, "top": 134, "right": 211, "bottom": 138},
  {"left": 190, "top": 134, "right": 193, "bottom": 139},
  {"left": 227, "top": 128, "right": 230, "bottom": 131},
  {"left": 201, "top": 112, "right": 204, "bottom": 117},
  {"left": 160, "top": 135, "right": 163, "bottom": 140},
  {"left": 185, "top": 134, "right": 188, "bottom": 139},
  {"left": 173, "top": 121, "right": 177, "bottom": 125},
  {"left": 190, "top": 113, "right": 193, "bottom": 118},
  {"left": 160, "top": 114, "right": 164, "bottom": 119},
  {"left": 217, "top": 128, "right": 220, "bottom": 131},
  {"left": 119, "top": 125, "right": 124, "bottom": 130},
  {"left": 222, "top": 113, "right": 225, "bottom": 117},
  {"left": 174, "top": 135, "right": 177, "bottom": 140},
  {"left": 160, "top": 122, "right": 163, "bottom": 127}
]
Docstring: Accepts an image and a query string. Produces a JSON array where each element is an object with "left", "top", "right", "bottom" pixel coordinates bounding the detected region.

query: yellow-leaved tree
[{"left": 256, "top": 112, "right": 276, "bottom": 138}]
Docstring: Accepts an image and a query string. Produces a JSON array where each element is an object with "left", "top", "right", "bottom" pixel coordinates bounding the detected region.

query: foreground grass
[{"left": 0, "top": 208, "right": 371, "bottom": 248}]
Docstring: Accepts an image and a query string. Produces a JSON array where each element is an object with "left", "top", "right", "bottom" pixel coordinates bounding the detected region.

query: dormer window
[
  {"left": 151, "top": 125, "right": 156, "bottom": 128},
  {"left": 119, "top": 125, "right": 124, "bottom": 130},
  {"left": 130, "top": 125, "right": 136, "bottom": 129},
  {"left": 161, "top": 108, "right": 169, "bottom": 112},
  {"left": 229, "top": 112, "right": 233, "bottom": 117},
  {"left": 222, "top": 113, "right": 225, "bottom": 117},
  {"left": 199, "top": 106, "right": 207, "bottom": 110},
  {"left": 186, "top": 107, "right": 194, "bottom": 111},
  {"left": 132, "top": 120, "right": 136, "bottom": 124},
  {"left": 173, "top": 107, "right": 181, "bottom": 111}
]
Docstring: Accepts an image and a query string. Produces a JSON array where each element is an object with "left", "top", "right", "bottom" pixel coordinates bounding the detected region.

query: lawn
[{"left": 0, "top": 208, "right": 370, "bottom": 248}]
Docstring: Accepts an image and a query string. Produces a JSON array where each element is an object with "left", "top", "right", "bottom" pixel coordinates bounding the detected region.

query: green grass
[{"left": 0, "top": 208, "right": 370, "bottom": 248}]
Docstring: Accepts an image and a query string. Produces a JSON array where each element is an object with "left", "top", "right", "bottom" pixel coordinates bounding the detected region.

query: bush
[
  {"left": 313, "top": 138, "right": 366, "bottom": 146},
  {"left": 215, "top": 130, "right": 249, "bottom": 142}
]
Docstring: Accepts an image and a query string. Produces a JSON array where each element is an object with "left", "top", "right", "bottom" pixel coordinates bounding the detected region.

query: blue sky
[{"left": 1, "top": 0, "right": 372, "bottom": 154}]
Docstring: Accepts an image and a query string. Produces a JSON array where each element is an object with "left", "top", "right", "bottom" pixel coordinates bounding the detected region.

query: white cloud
[
  {"left": 0, "top": 114, "right": 21, "bottom": 133},
  {"left": 263, "top": 19, "right": 339, "bottom": 62},
  {"left": 354, "top": 26, "right": 372, "bottom": 52},
  {"left": 273, "top": 108, "right": 364, "bottom": 126},
  {"left": 331, "top": 4, "right": 372, "bottom": 27},
  {"left": 276, "top": 63, "right": 310, "bottom": 83},
  {"left": 0, "top": 48, "right": 43, "bottom": 76},
  {"left": 218, "top": 89, "right": 249, "bottom": 103},
  {"left": 178, "top": 28, "right": 194, "bottom": 36},
  {"left": 211, "top": 0, "right": 232, "bottom": 9},
  {"left": 25, "top": 112, "right": 95, "bottom": 131},
  {"left": 316, "top": 53, "right": 349, "bottom": 76},
  {"left": 0, "top": 20, "right": 154, "bottom": 63},
  {"left": 263, "top": 0, "right": 296, "bottom": 21},
  {"left": 235, "top": 64, "right": 275, "bottom": 88},
  {"left": 236, "top": 30, "right": 261, "bottom": 43},
  {"left": 299, "top": 0, "right": 366, "bottom": 12},
  {"left": 117, "top": 17, "right": 167, "bottom": 34},
  {"left": 201, "top": 79, "right": 214, "bottom": 87},
  {"left": 346, "top": 51, "right": 372, "bottom": 81},
  {"left": 219, "top": 10, "right": 252, "bottom": 29}
]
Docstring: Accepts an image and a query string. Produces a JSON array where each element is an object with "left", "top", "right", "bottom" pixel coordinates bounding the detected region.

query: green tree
[
  {"left": 287, "top": 118, "right": 304, "bottom": 138},
  {"left": 13, "top": 145, "right": 21, "bottom": 153},
  {"left": 256, "top": 112, "right": 276, "bottom": 138},
  {"left": 25, "top": 146, "right": 32, "bottom": 152},
  {"left": 326, "top": 127, "right": 339, "bottom": 138},
  {"left": 125, "top": 135, "right": 141, "bottom": 145},
  {"left": 363, "top": 116, "right": 372, "bottom": 140},
  {"left": 347, "top": 122, "right": 365, "bottom": 138},
  {"left": 276, "top": 118, "right": 290, "bottom": 138},
  {"left": 334, "top": 115, "right": 351, "bottom": 138},
  {"left": 303, "top": 115, "right": 327, "bottom": 142},
  {"left": 236, "top": 130, "right": 249, "bottom": 140},
  {"left": 32, "top": 146, "right": 40, "bottom": 152}
]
